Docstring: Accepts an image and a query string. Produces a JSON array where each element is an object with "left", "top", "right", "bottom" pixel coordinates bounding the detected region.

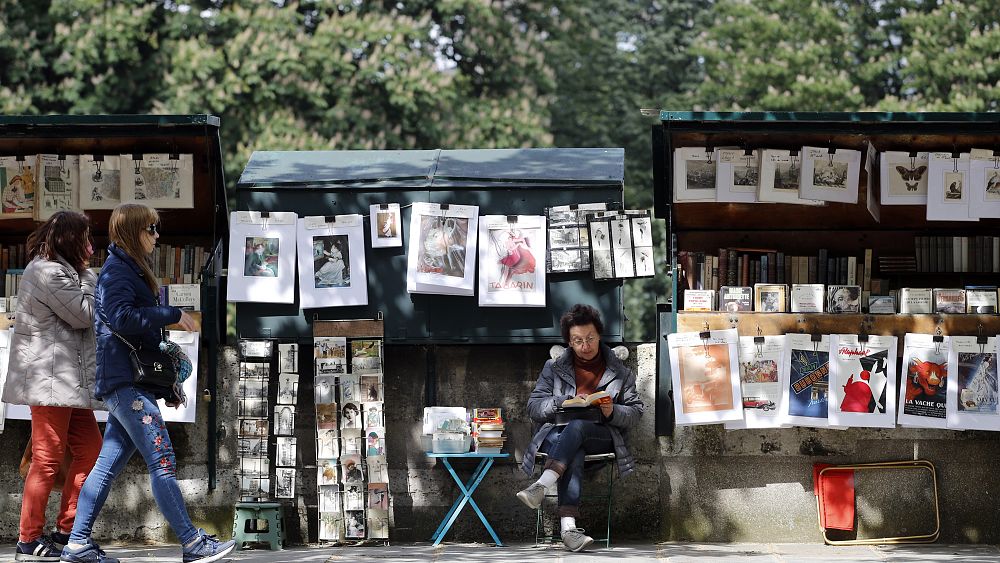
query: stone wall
[{"left": 2, "top": 343, "right": 998, "bottom": 544}]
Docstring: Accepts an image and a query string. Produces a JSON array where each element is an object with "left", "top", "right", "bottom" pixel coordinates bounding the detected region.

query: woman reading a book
[{"left": 517, "top": 304, "right": 644, "bottom": 552}]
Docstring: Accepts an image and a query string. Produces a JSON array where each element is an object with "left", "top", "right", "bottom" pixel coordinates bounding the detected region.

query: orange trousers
[{"left": 20, "top": 406, "right": 101, "bottom": 543}]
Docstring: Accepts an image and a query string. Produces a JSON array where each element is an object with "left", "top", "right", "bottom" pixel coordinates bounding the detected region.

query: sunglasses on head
[{"left": 145, "top": 224, "right": 160, "bottom": 235}]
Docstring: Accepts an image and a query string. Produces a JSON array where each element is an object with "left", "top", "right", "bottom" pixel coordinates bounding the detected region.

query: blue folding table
[{"left": 426, "top": 452, "right": 509, "bottom": 546}]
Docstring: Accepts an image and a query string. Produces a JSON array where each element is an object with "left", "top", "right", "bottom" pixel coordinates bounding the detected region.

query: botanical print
[
  {"left": 677, "top": 344, "right": 735, "bottom": 413},
  {"left": 417, "top": 215, "right": 469, "bottom": 278},
  {"left": 312, "top": 235, "right": 350, "bottom": 288},
  {"left": 79, "top": 154, "right": 121, "bottom": 210},
  {"left": 0, "top": 157, "right": 35, "bottom": 219},
  {"left": 244, "top": 237, "right": 278, "bottom": 277}
]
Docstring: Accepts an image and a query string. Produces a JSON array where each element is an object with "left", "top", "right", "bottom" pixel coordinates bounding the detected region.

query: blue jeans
[
  {"left": 539, "top": 420, "right": 614, "bottom": 517},
  {"left": 69, "top": 385, "right": 199, "bottom": 546}
]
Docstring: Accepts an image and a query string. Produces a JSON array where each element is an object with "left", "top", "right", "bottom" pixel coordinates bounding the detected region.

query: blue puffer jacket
[{"left": 93, "top": 244, "right": 181, "bottom": 399}]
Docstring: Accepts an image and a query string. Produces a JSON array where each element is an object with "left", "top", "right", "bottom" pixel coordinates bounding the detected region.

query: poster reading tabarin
[{"left": 478, "top": 215, "right": 546, "bottom": 307}]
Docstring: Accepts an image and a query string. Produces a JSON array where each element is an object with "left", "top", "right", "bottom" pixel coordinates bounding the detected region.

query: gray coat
[
  {"left": 522, "top": 344, "right": 644, "bottom": 478},
  {"left": 1, "top": 255, "right": 101, "bottom": 409}
]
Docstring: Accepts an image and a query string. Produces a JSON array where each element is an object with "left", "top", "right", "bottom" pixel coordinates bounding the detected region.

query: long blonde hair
[{"left": 109, "top": 203, "right": 160, "bottom": 294}]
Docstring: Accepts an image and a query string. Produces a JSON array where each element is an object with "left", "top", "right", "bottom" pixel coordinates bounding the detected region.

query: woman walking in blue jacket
[{"left": 61, "top": 204, "right": 234, "bottom": 563}]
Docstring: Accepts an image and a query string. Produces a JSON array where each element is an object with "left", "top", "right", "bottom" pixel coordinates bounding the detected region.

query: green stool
[
  {"left": 233, "top": 501, "right": 284, "bottom": 550},
  {"left": 533, "top": 452, "right": 616, "bottom": 548}
]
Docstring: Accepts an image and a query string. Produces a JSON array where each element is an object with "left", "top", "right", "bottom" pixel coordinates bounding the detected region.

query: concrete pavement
[{"left": 8, "top": 542, "right": 997, "bottom": 562}]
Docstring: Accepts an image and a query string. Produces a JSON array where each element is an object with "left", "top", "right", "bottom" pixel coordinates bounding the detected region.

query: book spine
[
  {"left": 818, "top": 248, "right": 828, "bottom": 284},
  {"left": 847, "top": 256, "right": 857, "bottom": 285},
  {"left": 741, "top": 254, "right": 750, "bottom": 286},
  {"left": 953, "top": 237, "right": 961, "bottom": 272},
  {"left": 776, "top": 252, "right": 784, "bottom": 284},
  {"left": 761, "top": 254, "right": 769, "bottom": 284},
  {"left": 718, "top": 248, "right": 728, "bottom": 292},
  {"left": 784, "top": 255, "right": 793, "bottom": 286},
  {"left": 994, "top": 236, "right": 999, "bottom": 273},
  {"left": 711, "top": 256, "right": 719, "bottom": 291},
  {"left": 727, "top": 249, "right": 738, "bottom": 286},
  {"left": 961, "top": 236, "right": 969, "bottom": 273},
  {"left": 945, "top": 236, "right": 954, "bottom": 273},
  {"left": 808, "top": 256, "right": 818, "bottom": 284},
  {"left": 751, "top": 259, "right": 760, "bottom": 286},
  {"left": 767, "top": 252, "right": 777, "bottom": 284},
  {"left": 937, "top": 236, "right": 946, "bottom": 273},
  {"left": 863, "top": 248, "right": 872, "bottom": 293}
]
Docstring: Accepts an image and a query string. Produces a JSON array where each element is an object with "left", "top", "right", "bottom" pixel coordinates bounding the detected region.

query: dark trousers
[{"left": 538, "top": 419, "right": 614, "bottom": 517}]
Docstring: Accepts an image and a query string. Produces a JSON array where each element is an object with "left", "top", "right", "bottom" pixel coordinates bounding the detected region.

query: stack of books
[{"left": 471, "top": 408, "right": 506, "bottom": 454}]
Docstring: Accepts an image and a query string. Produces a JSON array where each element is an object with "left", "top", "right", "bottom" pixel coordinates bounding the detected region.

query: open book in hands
[{"left": 561, "top": 391, "right": 611, "bottom": 408}]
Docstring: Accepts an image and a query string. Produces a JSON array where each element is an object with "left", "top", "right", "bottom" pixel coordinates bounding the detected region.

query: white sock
[
  {"left": 536, "top": 469, "right": 559, "bottom": 488},
  {"left": 561, "top": 516, "right": 577, "bottom": 533}
]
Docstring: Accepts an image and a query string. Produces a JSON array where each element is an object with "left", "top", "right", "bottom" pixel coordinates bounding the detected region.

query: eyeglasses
[
  {"left": 570, "top": 336, "right": 599, "bottom": 347},
  {"left": 145, "top": 224, "right": 159, "bottom": 235}
]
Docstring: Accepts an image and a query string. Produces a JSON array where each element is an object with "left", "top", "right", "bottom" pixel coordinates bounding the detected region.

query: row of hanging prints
[
  {"left": 225, "top": 203, "right": 654, "bottom": 308},
  {"left": 666, "top": 329, "right": 999, "bottom": 431}
]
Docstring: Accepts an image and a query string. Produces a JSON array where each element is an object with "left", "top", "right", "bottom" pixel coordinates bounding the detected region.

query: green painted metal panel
[
  {"left": 659, "top": 111, "right": 1000, "bottom": 124},
  {"left": 0, "top": 114, "right": 220, "bottom": 127}
]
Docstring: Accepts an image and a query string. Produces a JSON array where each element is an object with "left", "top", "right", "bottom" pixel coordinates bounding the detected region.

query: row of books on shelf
[
  {"left": 914, "top": 236, "right": 1000, "bottom": 273},
  {"left": 684, "top": 284, "right": 999, "bottom": 315},
  {"left": 679, "top": 248, "right": 876, "bottom": 294},
  {"left": 1, "top": 277, "right": 200, "bottom": 313}
]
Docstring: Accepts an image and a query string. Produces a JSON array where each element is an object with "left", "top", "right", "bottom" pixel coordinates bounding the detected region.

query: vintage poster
[
  {"left": 0, "top": 156, "right": 35, "bottom": 219},
  {"left": 666, "top": 328, "right": 742, "bottom": 425},
  {"left": 79, "top": 154, "right": 122, "bottom": 210},
  {"left": 405, "top": 202, "right": 479, "bottom": 296},
  {"left": 715, "top": 149, "right": 759, "bottom": 203},
  {"left": 779, "top": 333, "right": 831, "bottom": 428},
  {"left": 545, "top": 203, "right": 607, "bottom": 273},
  {"left": 121, "top": 153, "right": 195, "bottom": 208},
  {"left": 827, "top": 334, "right": 898, "bottom": 428},
  {"left": 34, "top": 154, "right": 80, "bottom": 221},
  {"left": 369, "top": 203, "right": 403, "bottom": 248},
  {"left": 799, "top": 146, "right": 862, "bottom": 204},
  {"left": 296, "top": 215, "right": 368, "bottom": 309},
  {"left": 947, "top": 336, "right": 1000, "bottom": 431},
  {"left": 672, "top": 147, "right": 718, "bottom": 202},
  {"left": 478, "top": 215, "right": 546, "bottom": 307},
  {"left": 896, "top": 333, "right": 950, "bottom": 429},
  {"left": 226, "top": 211, "right": 298, "bottom": 303},
  {"left": 880, "top": 151, "right": 929, "bottom": 206},
  {"left": 926, "top": 152, "right": 976, "bottom": 222},
  {"left": 725, "top": 335, "right": 787, "bottom": 430}
]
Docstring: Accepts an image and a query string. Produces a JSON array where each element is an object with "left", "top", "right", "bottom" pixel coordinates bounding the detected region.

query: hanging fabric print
[
  {"left": 0, "top": 156, "right": 35, "bottom": 220},
  {"left": 947, "top": 336, "right": 1000, "bottom": 431},
  {"left": 226, "top": 211, "right": 298, "bottom": 304},
  {"left": 897, "top": 333, "right": 950, "bottom": 429},
  {"left": 406, "top": 202, "right": 479, "bottom": 296},
  {"left": 827, "top": 334, "right": 897, "bottom": 428},
  {"left": 666, "top": 328, "right": 742, "bottom": 426},
  {"left": 725, "top": 335, "right": 787, "bottom": 430},
  {"left": 34, "top": 154, "right": 79, "bottom": 221},
  {"left": 79, "top": 154, "right": 122, "bottom": 210},
  {"left": 121, "top": 153, "right": 195, "bottom": 208},
  {"left": 296, "top": 215, "right": 368, "bottom": 309},
  {"left": 369, "top": 203, "right": 403, "bottom": 248},
  {"left": 779, "top": 334, "right": 831, "bottom": 428},
  {"left": 477, "top": 215, "right": 546, "bottom": 307}
]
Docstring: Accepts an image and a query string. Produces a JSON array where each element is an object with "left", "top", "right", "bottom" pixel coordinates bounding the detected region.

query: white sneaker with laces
[
  {"left": 561, "top": 527, "right": 594, "bottom": 552},
  {"left": 515, "top": 482, "right": 547, "bottom": 510}
]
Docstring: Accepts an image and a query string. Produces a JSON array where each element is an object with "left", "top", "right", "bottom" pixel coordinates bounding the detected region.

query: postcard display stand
[
  {"left": 313, "top": 319, "right": 389, "bottom": 544},
  {"left": 237, "top": 339, "right": 275, "bottom": 500}
]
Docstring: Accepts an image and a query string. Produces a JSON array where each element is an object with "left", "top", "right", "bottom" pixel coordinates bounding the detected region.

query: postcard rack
[{"left": 236, "top": 339, "right": 274, "bottom": 501}]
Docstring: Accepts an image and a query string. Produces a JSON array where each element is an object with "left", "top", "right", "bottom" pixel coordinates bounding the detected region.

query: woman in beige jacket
[{"left": 1, "top": 211, "right": 102, "bottom": 562}]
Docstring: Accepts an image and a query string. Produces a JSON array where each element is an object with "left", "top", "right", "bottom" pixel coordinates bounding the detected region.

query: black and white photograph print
[
  {"left": 547, "top": 209, "right": 578, "bottom": 226},
  {"left": 986, "top": 169, "right": 1000, "bottom": 200},
  {"left": 342, "top": 428, "right": 363, "bottom": 455},
  {"left": 239, "top": 339, "right": 273, "bottom": 359},
  {"left": 238, "top": 437, "right": 265, "bottom": 457},
  {"left": 244, "top": 237, "right": 279, "bottom": 278},
  {"left": 346, "top": 510, "right": 366, "bottom": 539},
  {"left": 237, "top": 378, "right": 268, "bottom": 400},
  {"left": 241, "top": 457, "right": 270, "bottom": 477},
  {"left": 239, "top": 418, "right": 268, "bottom": 437},
  {"left": 944, "top": 171, "right": 964, "bottom": 200},
  {"left": 240, "top": 477, "right": 270, "bottom": 499},
  {"left": 360, "top": 376, "right": 382, "bottom": 402},
  {"left": 319, "top": 485, "right": 340, "bottom": 513},
  {"left": 589, "top": 221, "right": 611, "bottom": 250},
  {"left": 760, "top": 291, "right": 780, "bottom": 312},
  {"left": 341, "top": 401, "right": 362, "bottom": 429},
  {"left": 277, "top": 373, "right": 299, "bottom": 405},
  {"left": 363, "top": 402, "right": 384, "bottom": 428},
  {"left": 367, "top": 455, "right": 389, "bottom": 483},
  {"left": 239, "top": 361, "right": 269, "bottom": 379},
  {"left": 275, "top": 405, "right": 296, "bottom": 436},
  {"left": 314, "top": 375, "right": 337, "bottom": 404},
  {"left": 318, "top": 512, "right": 342, "bottom": 541},
  {"left": 278, "top": 343, "right": 298, "bottom": 373},
  {"left": 368, "top": 510, "right": 389, "bottom": 539},
  {"left": 276, "top": 437, "right": 297, "bottom": 467},
  {"left": 317, "top": 428, "right": 340, "bottom": 459},
  {"left": 238, "top": 398, "right": 268, "bottom": 419},
  {"left": 316, "top": 403, "right": 339, "bottom": 430},
  {"left": 370, "top": 203, "right": 403, "bottom": 248},
  {"left": 612, "top": 219, "right": 632, "bottom": 248},
  {"left": 549, "top": 248, "right": 583, "bottom": 272},
  {"left": 312, "top": 234, "right": 351, "bottom": 288},
  {"left": 828, "top": 285, "right": 861, "bottom": 313},
  {"left": 613, "top": 247, "right": 635, "bottom": 278},
  {"left": 685, "top": 159, "right": 716, "bottom": 192},
  {"left": 316, "top": 358, "right": 346, "bottom": 376},
  {"left": 376, "top": 210, "right": 398, "bottom": 238},
  {"left": 592, "top": 250, "right": 613, "bottom": 279},
  {"left": 812, "top": 159, "right": 849, "bottom": 189},
  {"left": 350, "top": 339, "right": 382, "bottom": 374},
  {"left": 773, "top": 161, "right": 801, "bottom": 191},
  {"left": 548, "top": 227, "right": 580, "bottom": 249},
  {"left": 631, "top": 216, "right": 653, "bottom": 248},
  {"left": 635, "top": 248, "right": 655, "bottom": 277},
  {"left": 275, "top": 468, "right": 295, "bottom": 498},
  {"left": 345, "top": 483, "right": 365, "bottom": 510}
]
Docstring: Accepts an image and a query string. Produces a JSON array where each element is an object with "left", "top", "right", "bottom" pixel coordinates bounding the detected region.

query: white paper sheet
[
  {"left": 968, "top": 152, "right": 1000, "bottom": 219},
  {"left": 477, "top": 215, "right": 546, "bottom": 307},
  {"left": 406, "top": 202, "right": 479, "bottom": 296},
  {"left": 725, "top": 335, "right": 787, "bottom": 429},
  {"left": 226, "top": 211, "right": 298, "bottom": 303},
  {"left": 79, "top": 154, "right": 122, "bottom": 210},
  {"left": 897, "top": 333, "right": 950, "bottom": 429},
  {"left": 296, "top": 215, "right": 368, "bottom": 309},
  {"left": 715, "top": 149, "right": 759, "bottom": 203},
  {"left": 947, "top": 336, "right": 1000, "bottom": 431},
  {"left": 667, "top": 328, "right": 743, "bottom": 426},
  {"left": 369, "top": 203, "right": 403, "bottom": 248},
  {"left": 799, "top": 146, "right": 862, "bottom": 204},
  {"left": 827, "top": 334, "right": 897, "bottom": 428},
  {"left": 757, "top": 149, "right": 824, "bottom": 206},
  {"left": 926, "top": 152, "right": 976, "bottom": 222},
  {"left": 673, "top": 147, "right": 718, "bottom": 202},
  {"left": 121, "top": 153, "right": 195, "bottom": 209}
]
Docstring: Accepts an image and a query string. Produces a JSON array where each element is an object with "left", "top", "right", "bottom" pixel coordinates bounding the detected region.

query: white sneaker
[{"left": 561, "top": 528, "right": 594, "bottom": 552}]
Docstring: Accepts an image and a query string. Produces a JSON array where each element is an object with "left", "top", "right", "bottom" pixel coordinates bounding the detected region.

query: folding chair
[{"left": 533, "top": 452, "right": 616, "bottom": 548}]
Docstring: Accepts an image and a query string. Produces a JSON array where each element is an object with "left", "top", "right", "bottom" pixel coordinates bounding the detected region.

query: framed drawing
[
  {"left": 121, "top": 153, "right": 194, "bottom": 208},
  {"left": 779, "top": 333, "right": 831, "bottom": 428},
  {"left": 927, "top": 152, "right": 976, "bottom": 222},
  {"left": 715, "top": 149, "right": 759, "bottom": 203},
  {"left": 799, "top": 146, "right": 862, "bottom": 204},
  {"left": 757, "top": 149, "right": 824, "bottom": 206},
  {"left": 896, "top": 333, "right": 950, "bottom": 429},
  {"left": 478, "top": 215, "right": 546, "bottom": 307},
  {"left": 827, "top": 334, "right": 897, "bottom": 428},
  {"left": 34, "top": 154, "right": 79, "bottom": 221},
  {"left": 666, "top": 328, "right": 742, "bottom": 426},
  {"left": 226, "top": 211, "right": 298, "bottom": 303},
  {"left": 725, "top": 335, "right": 787, "bottom": 430},
  {"left": 297, "top": 215, "right": 368, "bottom": 309},
  {"left": 0, "top": 156, "right": 35, "bottom": 220},
  {"left": 947, "top": 336, "right": 1000, "bottom": 431},
  {"left": 79, "top": 154, "right": 122, "bottom": 210},
  {"left": 880, "top": 151, "right": 929, "bottom": 206},
  {"left": 406, "top": 202, "right": 479, "bottom": 296},
  {"left": 672, "top": 147, "right": 718, "bottom": 202},
  {"left": 369, "top": 203, "right": 403, "bottom": 248}
]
